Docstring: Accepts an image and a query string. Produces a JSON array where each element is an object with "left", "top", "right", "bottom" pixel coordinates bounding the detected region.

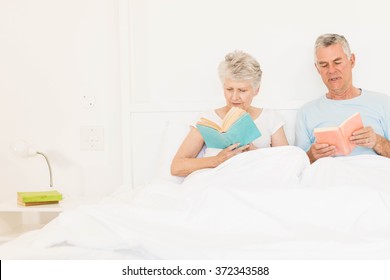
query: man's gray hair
[
  {"left": 218, "top": 50, "right": 262, "bottom": 90},
  {"left": 314, "top": 33, "right": 352, "bottom": 63}
]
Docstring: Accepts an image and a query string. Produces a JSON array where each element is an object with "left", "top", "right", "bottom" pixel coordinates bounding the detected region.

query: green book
[
  {"left": 17, "top": 190, "right": 63, "bottom": 203},
  {"left": 196, "top": 108, "right": 262, "bottom": 149}
]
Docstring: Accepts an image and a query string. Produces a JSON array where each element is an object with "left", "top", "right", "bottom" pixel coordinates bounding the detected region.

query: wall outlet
[
  {"left": 81, "top": 95, "right": 95, "bottom": 108},
  {"left": 80, "top": 126, "right": 104, "bottom": 151}
]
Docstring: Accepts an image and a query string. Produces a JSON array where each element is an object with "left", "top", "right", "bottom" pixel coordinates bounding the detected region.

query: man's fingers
[
  {"left": 319, "top": 145, "right": 336, "bottom": 153},
  {"left": 314, "top": 143, "right": 330, "bottom": 149}
]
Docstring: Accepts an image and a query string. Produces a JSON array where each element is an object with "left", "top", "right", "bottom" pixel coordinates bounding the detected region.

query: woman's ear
[{"left": 254, "top": 86, "right": 260, "bottom": 96}]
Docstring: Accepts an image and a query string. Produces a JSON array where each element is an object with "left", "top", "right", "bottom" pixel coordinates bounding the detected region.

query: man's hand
[
  {"left": 307, "top": 143, "right": 336, "bottom": 164},
  {"left": 350, "top": 126, "right": 377, "bottom": 148},
  {"left": 351, "top": 126, "right": 390, "bottom": 157}
]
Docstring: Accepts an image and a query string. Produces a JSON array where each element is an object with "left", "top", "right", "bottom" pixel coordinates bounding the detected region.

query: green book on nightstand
[{"left": 17, "top": 190, "right": 63, "bottom": 203}]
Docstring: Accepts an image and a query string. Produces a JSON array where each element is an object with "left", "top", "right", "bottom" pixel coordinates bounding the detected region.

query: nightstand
[{"left": 0, "top": 196, "right": 100, "bottom": 245}]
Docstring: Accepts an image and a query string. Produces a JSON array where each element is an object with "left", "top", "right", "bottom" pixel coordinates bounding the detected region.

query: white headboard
[{"left": 126, "top": 100, "right": 308, "bottom": 188}]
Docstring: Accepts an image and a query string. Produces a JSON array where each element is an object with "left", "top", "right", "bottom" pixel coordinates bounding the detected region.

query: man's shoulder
[
  {"left": 297, "top": 96, "right": 324, "bottom": 113},
  {"left": 362, "top": 89, "right": 390, "bottom": 99}
]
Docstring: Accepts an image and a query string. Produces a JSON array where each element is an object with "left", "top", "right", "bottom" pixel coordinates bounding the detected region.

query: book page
[
  {"left": 196, "top": 117, "right": 222, "bottom": 132},
  {"left": 222, "top": 107, "right": 246, "bottom": 131},
  {"left": 339, "top": 112, "right": 364, "bottom": 141}
]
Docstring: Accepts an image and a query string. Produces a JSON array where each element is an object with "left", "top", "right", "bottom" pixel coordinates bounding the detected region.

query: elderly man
[{"left": 295, "top": 33, "right": 390, "bottom": 163}]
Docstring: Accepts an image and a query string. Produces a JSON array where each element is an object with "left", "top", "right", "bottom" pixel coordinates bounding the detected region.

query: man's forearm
[{"left": 373, "top": 135, "right": 390, "bottom": 158}]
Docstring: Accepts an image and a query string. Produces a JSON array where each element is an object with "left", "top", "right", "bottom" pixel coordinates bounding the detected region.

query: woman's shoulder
[
  {"left": 201, "top": 109, "right": 221, "bottom": 120},
  {"left": 255, "top": 108, "right": 284, "bottom": 122},
  {"left": 194, "top": 109, "right": 221, "bottom": 126},
  {"left": 259, "top": 108, "right": 281, "bottom": 116}
]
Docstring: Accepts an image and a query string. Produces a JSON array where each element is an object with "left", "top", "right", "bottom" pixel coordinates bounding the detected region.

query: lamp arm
[{"left": 37, "top": 152, "right": 53, "bottom": 188}]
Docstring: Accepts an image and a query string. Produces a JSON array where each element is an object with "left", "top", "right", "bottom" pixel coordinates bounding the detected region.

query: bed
[{"left": 1, "top": 103, "right": 390, "bottom": 260}]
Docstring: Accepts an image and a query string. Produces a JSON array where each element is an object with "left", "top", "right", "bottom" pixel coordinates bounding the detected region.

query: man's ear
[
  {"left": 314, "top": 62, "right": 320, "bottom": 74},
  {"left": 350, "top": 53, "right": 356, "bottom": 68}
]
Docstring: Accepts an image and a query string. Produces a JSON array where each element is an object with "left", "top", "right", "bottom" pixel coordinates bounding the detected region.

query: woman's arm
[
  {"left": 171, "top": 127, "right": 248, "bottom": 177},
  {"left": 271, "top": 127, "right": 289, "bottom": 146}
]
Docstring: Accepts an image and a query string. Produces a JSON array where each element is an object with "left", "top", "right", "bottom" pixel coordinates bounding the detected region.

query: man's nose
[{"left": 328, "top": 63, "right": 336, "bottom": 73}]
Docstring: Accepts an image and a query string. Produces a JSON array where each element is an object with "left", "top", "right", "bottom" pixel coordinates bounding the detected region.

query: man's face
[{"left": 315, "top": 43, "right": 355, "bottom": 96}]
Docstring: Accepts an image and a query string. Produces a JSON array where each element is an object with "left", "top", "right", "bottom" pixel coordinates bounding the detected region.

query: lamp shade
[{"left": 11, "top": 140, "right": 37, "bottom": 157}]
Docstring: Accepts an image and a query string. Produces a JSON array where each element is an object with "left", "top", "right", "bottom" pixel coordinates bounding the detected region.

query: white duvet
[{"left": 1, "top": 146, "right": 390, "bottom": 259}]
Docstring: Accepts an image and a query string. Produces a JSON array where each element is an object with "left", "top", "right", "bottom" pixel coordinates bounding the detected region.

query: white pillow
[{"left": 156, "top": 121, "right": 191, "bottom": 184}]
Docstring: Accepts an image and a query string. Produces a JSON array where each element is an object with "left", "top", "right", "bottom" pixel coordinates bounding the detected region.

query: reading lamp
[{"left": 11, "top": 140, "right": 53, "bottom": 188}]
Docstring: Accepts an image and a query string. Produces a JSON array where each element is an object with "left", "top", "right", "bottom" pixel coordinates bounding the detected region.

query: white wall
[
  {"left": 0, "top": 0, "right": 123, "bottom": 201},
  {"left": 2, "top": 0, "right": 390, "bottom": 197},
  {"left": 128, "top": 0, "right": 390, "bottom": 105}
]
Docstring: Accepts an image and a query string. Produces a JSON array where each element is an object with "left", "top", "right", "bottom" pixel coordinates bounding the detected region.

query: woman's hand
[
  {"left": 245, "top": 143, "right": 257, "bottom": 151},
  {"left": 214, "top": 143, "right": 250, "bottom": 166}
]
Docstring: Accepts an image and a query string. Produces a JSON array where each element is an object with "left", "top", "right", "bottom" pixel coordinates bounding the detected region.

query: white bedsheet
[{"left": 1, "top": 146, "right": 390, "bottom": 259}]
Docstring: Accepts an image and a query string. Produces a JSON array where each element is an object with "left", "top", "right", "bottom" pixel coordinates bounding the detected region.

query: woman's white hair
[{"left": 218, "top": 50, "right": 262, "bottom": 90}]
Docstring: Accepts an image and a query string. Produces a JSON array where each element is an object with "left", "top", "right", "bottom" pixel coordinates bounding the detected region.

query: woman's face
[{"left": 223, "top": 78, "right": 259, "bottom": 111}]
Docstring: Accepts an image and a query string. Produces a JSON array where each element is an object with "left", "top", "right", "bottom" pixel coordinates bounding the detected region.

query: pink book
[{"left": 314, "top": 112, "right": 364, "bottom": 155}]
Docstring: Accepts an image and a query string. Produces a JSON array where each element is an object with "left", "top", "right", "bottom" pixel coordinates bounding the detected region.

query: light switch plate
[{"left": 80, "top": 126, "right": 104, "bottom": 150}]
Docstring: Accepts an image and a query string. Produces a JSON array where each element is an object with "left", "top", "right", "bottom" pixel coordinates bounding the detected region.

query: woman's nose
[{"left": 232, "top": 90, "right": 240, "bottom": 100}]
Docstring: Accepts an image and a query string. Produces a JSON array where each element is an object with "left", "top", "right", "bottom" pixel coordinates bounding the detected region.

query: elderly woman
[{"left": 171, "top": 50, "right": 288, "bottom": 177}]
